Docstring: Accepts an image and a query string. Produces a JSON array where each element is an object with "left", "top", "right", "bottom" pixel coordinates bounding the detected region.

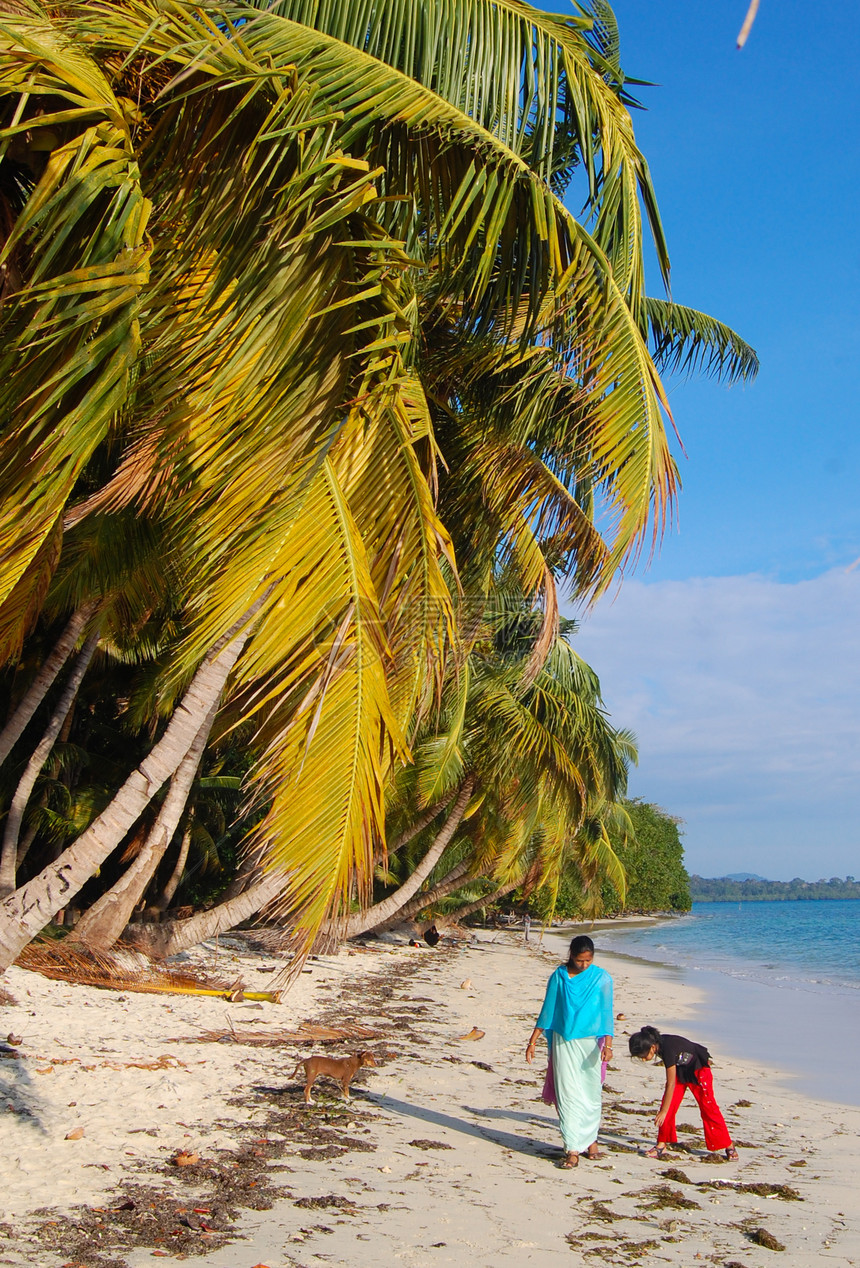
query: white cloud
[{"left": 566, "top": 569, "right": 860, "bottom": 879}]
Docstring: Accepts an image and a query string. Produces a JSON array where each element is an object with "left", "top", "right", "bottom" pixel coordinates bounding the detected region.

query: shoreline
[
  {"left": 548, "top": 915, "right": 860, "bottom": 1109},
  {"left": 2, "top": 931, "right": 859, "bottom": 1266}
]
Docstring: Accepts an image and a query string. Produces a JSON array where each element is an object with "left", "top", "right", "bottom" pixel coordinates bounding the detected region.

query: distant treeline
[
  {"left": 521, "top": 800, "right": 692, "bottom": 920},
  {"left": 690, "top": 876, "right": 860, "bottom": 902}
]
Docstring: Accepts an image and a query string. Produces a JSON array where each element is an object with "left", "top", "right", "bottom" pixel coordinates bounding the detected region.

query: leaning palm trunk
[
  {"left": 0, "top": 611, "right": 256, "bottom": 971},
  {"left": 344, "top": 776, "right": 475, "bottom": 939},
  {"left": 386, "top": 795, "right": 453, "bottom": 857},
  {"left": 68, "top": 700, "right": 218, "bottom": 951},
  {"left": 147, "top": 823, "right": 192, "bottom": 920},
  {"left": 13, "top": 822, "right": 39, "bottom": 872},
  {"left": 437, "top": 878, "right": 521, "bottom": 926},
  {"left": 126, "top": 869, "right": 286, "bottom": 959},
  {"left": 372, "top": 858, "right": 473, "bottom": 933},
  {"left": 0, "top": 603, "right": 97, "bottom": 769},
  {"left": 0, "top": 630, "right": 99, "bottom": 898}
]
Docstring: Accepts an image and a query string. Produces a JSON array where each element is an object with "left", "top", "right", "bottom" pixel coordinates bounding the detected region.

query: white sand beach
[{"left": 2, "top": 931, "right": 858, "bottom": 1267}]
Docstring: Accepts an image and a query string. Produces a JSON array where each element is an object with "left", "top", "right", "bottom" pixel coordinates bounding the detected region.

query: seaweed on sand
[
  {"left": 634, "top": 1184, "right": 701, "bottom": 1211},
  {"left": 700, "top": 1180, "right": 801, "bottom": 1201}
]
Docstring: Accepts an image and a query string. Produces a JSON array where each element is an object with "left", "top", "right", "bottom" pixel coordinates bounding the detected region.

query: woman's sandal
[
  {"left": 644, "top": 1145, "right": 668, "bottom": 1159},
  {"left": 560, "top": 1151, "right": 579, "bottom": 1169},
  {"left": 724, "top": 1146, "right": 739, "bottom": 1160},
  {"left": 585, "top": 1146, "right": 603, "bottom": 1160}
]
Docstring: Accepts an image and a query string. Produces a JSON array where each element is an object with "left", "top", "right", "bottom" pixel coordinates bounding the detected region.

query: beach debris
[
  {"left": 748, "top": 1227, "right": 785, "bottom": 1251},
  {"left": 176, "top": 1021, "right": 380, "bottom": 1048},
  {"left": 700, "top": 1180, "right": 801, "bottom": 1201},
  {"left": 408, "top": 1139, "right": 453, "bottom": 1151},
  {"left": 732, "top": 1099, "right": 753, "bottom": 1108},
  {"left": 15, "top": 942, "right": 281, "bottom": 1000},
  {"left": 294, "top": 1195, "right": 356, "bottom": 1211},
  {"left": 6, "top": 1032, "right": 22, "bottom": 1045},
  {"left": 637, "top": 1184, "right": 700, "bottom": 1211},
  {"left": 455, "top": 1026, "right": 485, "bottom": 1041},
  {"left": 788, "top": 1159, "right": 806, "bottom": 1167},
  {"left": 107, "top": 1053, "right": 186, "bottom": 1071},
  {"left": 471, "top": 1060, "right": 494, "bottom": 1072},
  {"left": 615, "top": 1012, "right": 626, "bottom": 1020},
  {"left": 65, "top": 1127, "right": 85, "bottom": 1140},
  {"left": 460, "top": 979, "right": 472, "bottom": 989},
  {"left": 587, "top": 1200, "right": 627, "bottom": 1223},
  {"left": 171, "top": 1149, "right": 200, "bottom": 1167},
  {"left": 660, "top": 1167, "right": 692, "bottom": 1184}
]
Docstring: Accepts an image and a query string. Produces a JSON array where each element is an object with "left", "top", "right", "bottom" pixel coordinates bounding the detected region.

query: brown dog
[{"left": 289, "top": 1049, "right": 377, "bottom": 1104}]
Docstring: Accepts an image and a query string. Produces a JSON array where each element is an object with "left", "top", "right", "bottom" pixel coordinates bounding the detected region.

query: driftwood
[{"left": 173, "top": 1022, "right": 381, "bottom": 1048}]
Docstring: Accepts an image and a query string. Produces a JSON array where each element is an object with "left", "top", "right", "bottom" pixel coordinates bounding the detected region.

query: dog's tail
[{"left": 287, "top": 1058, "right": 304, "bottom": 1081}]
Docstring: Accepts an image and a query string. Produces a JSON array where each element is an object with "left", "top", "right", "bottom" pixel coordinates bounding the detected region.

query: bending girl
[
  {"left": 526, "top": 935, "right": 614, "bottom": 1169},
  {"left": 628, "top": 1025, "right": 738, "bottom": 1160}
]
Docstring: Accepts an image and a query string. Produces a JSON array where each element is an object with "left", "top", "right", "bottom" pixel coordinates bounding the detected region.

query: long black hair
[
  {"left": 566, "top": 935, "right": 594, "bottom": 968},
  {"left": 628, "top": 1025, "right": 662, "bottom": 1057}
]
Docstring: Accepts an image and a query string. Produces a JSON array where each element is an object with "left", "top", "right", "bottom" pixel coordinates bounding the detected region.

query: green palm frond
[
  {"left": 248, "top": 0, "right": 669, "bottom": 284},
  {"left": 644, "top": 297, "right": 760, "bottom": 383},
  {"left": 0, "top": 5, "right": 150, "bottom": 615}
]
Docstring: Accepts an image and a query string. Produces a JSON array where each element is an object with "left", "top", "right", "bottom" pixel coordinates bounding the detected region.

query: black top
[{"left": 658, "top": 1033, "right": 711, "bottom": 1084}]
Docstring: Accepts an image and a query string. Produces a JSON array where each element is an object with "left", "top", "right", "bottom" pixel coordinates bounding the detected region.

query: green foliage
[
  {"left": 519, "top": 797, "right": 690, "bottom": 919},
  {"left": 0, "top": 0, "right": 755, "bottom": 955},
  {"left": 602, "top": 800, "right": 690, "bottom": 913},
  {"left": 690, "top": 875, "right": 860, "bottom": 902}
]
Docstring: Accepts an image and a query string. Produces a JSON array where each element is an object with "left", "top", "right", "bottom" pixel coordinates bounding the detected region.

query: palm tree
[
  {"left": 0, "top": 0, "right": 755, "bottom": 970},
  {"left": 346, "top": 604, "right": 633, "bottom": 938}
]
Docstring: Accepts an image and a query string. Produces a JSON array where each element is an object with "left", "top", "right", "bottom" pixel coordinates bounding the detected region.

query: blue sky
[{"left": 550, "top": 1, "right": 860, "bottom": 878}]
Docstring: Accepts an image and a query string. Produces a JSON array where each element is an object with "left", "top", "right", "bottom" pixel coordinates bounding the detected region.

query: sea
[{"left": 551, "top": 900, "right": 860, "bottom": 1107}]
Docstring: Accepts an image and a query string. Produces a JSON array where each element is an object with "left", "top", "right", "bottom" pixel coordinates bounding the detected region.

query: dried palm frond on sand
[
  {"left": 15, "top": 941, "right": 279, "bottom": 1001},
  {"left": 176, "top": 1022, "right": 381, "bottom": 1047}
]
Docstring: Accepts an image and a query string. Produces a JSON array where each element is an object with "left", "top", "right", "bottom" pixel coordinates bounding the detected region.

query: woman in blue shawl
[{"left": 526, "top": 935, "right": 614, "bottom": 1168}]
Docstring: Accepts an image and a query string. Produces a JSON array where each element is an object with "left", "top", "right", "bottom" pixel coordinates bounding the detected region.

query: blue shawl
[{"left": 535, "top": 963, "right": 614, "bottom": 1042}]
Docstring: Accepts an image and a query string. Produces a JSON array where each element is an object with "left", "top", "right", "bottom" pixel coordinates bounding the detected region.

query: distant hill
[
  {"left": 721, "top": 872, "right": 768, "bottom": 882},
  {"left": 690, "top": 875, "right": 860, "bottom": 902}
]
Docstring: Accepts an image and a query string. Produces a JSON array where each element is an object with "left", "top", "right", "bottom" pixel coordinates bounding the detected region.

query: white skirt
[{"left": 551, "top": 1033, "right": 602, "bottom": 1153}]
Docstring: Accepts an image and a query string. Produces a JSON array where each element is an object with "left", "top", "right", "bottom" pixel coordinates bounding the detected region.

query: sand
[{"left": 1, "top": 930, "right": 858, "bottom": 1267}]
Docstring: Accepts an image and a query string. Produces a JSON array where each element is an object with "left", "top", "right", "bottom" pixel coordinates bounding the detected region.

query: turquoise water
[
  {"left": 595, "top": 900, "right": 860, "bottom": 997},
  {"left": 556, "top": 901, "right": 860, "bottom": 1105}
]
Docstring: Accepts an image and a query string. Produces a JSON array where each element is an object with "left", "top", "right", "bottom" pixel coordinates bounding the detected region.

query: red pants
[{"left": 657, "top": 1066, "right": 732, "bottom": 1152}]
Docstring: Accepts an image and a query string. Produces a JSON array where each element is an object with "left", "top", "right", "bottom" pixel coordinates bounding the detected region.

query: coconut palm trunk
[
  {"left": 148, "top": 824, "right": 192, "bottom": 920},
  {"left": 0, "top": 610, "right": 256, "bottom": 970},
  {"left": 68, "top": 698, "right": 219, "bottom": 951},
  {"left": 0, "top": 602, "right": 97, "bottom": 769},
  {"left": 343, "top": 776, "right": 474, "bottom": 939},
  {"left": 0, "top": 629, "right": 100, "bottom": 898},
  {"left": 374, "top": 857, "right": 473, "bottom": 933},
  {"left": 437, "top": 878, "right": 520, "bottom": 925},
  {"left": 386, "top": 795, "right": 453, "bottom": 856},
  {"left": 13, "top": 822, "right": 39, "bottom": 872},
  {"left": 126, "top": 869, "right": 286, "bottom": 959}
]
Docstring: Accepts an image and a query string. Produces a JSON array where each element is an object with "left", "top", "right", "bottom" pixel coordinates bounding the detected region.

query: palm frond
[
  {"left": 247, "top": 0, "right": 669, "bottom": 283},
  {"left": 644, "top": 297, "right": 759, "bottom": 383},
  {"left": 0, "top": 6, "right": 150, "bottom": 616}
]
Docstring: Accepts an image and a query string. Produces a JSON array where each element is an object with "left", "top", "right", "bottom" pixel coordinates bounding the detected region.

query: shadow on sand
[{"left": 368, "top": 1091, "right": 559, "bottom": 1159}]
